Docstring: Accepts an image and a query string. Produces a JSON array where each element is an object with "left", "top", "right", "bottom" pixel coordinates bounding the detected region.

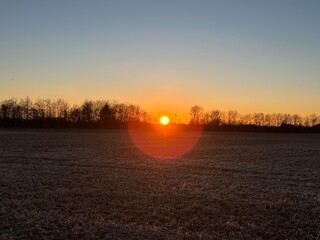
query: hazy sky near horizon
[{"left": 1, "top": 0, "right": 320, "bottom": 121}]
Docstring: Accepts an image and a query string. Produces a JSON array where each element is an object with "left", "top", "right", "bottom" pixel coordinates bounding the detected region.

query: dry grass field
[{"left": 0, "top": 130, "right": 319, "bottom": 239}]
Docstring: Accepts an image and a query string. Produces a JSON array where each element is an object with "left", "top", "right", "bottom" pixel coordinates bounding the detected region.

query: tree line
[
  {"left": 0, "top": 97, "right": 151, "bottom": 128},
  {"left": 189, "top": 105, "right": 320, "bottom": 132},
  {"left": 0, "top": 98, "right": 319, "bottom": 132}
]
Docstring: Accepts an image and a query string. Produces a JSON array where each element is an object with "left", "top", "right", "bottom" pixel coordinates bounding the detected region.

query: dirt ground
[{"left": 0, "top": 130, "right": 319, "bottom": 239}]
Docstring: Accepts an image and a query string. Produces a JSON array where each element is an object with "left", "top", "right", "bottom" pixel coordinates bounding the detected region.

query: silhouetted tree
[
  {"left": 33, "top": 99, "right": 45, "bottom": 119},
  {"left": 292, "top": 114, "right": 302, "bottom": 126},
  {"left": 264, "top": 114, "right": 271, "bottom": 127},
  {"left": 283, "top": 114, "right": 293, "bottom": 125},
  {"left": 99, "top": 103, "right": 115, "bottom": 127},
  {"left": 127, "top": 104, "right": 141, "bottom": 123},
  {"left": 202, "top": 111, "right": 211, "bottom": 125},
  {"left": 81, "top": 101, "right": 93, "bottom": 124},
  {"left": 69, "top": 105, "right": 81, "bottom": 123},
  {"left": 274, "top": 113, "right": 284, "bottom": 127},
  {"left": 112, "top": 102, "right": 128, "bottom": 124},
  {"left": 1, "top": 101, "right": 10, "bottom": 120},
  {"left": 253, "top": 113, "right": 264, "bottom": 126},
  {"left": 141, "top": 110, "right": 152, "bottom": 124},
  {"left": 92, "top": 100, "right": 106, "bottom": 122},
  {"left": 189, "top": 105, "right": 203, "bottom": 125},
  {"left": 210, "top": 110, "right": 222, "bottom": 126},
  {"left": 239, "top": 114, "right": 252, "bottom": 125},
  {"left": 227, "top": 110, "right": 238, "bottom": 125},
  {"left": 309, "top": 113, "right": 318, "bottom": 127},
  {"left": 20, "top": 97, "right": 32, "bottom": 120},
  {"left": 44, "top": 99, "right": 53, "bottom": 118},
  {"left": 56, "top": 99, "right": 69, "bottom": 121}
]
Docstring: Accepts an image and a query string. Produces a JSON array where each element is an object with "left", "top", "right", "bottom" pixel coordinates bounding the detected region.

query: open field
[{"left": 0, "top": 130, "right": 319, "bottom": 240}]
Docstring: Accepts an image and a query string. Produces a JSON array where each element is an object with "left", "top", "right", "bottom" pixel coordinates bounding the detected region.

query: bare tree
[
  {"left": 14, "top": 104, "right": 23, "bottom": 120},
  {"left": 282, "top": 114, "right": 293, "bottom": 125},
  {"left": 33, "top": 99, "right": 46, "bottom": 119},
  {"left": 292, "top": 114, "right": 302, "bottom": 126},
  {"left": 253, "top": 113, "right": 264, "bottom": 126},
  {"left": 309, "top": 113, "right": 318, "bottom": 127},
  {"left": 112, "top": 102, "right": 128, "bottom": 123},
  {"left": 303, "top": 115, "right": 310, "bottom": 127},
  {"left": 141, "top": 110, "right": 152, "bottom": 123},
  {"left": 44, "top": 99, "right": 53, "bottom": 118},
  {"left": 263, "top": 114, "right": 271, "bottom": 127},
  {"left": 240, "top": 114, "right": 253, "bottom": 125},
  {"left": 227, "top": 110, "right": 238, "bottom": 125},
  {"left": 127, "top": 104, "right": 141, "bottom": 123},
  {"left": 20, "top": 97, "right": 32, "bottom": 120},
  {"left": 81, "top": 100, "right": 93, "bottom": 123},
  {"left": 1, "top": 99, "right": 15, "bottom": 119},
  {"left": 202, "top": 111, "right": 211, "bottom": 125},
  {"left": 92, "top": 100, "right": 107, "bottom": 122},
  {"left": 55, "top": 99, "right": 69, "bottom": 121},
  {"left": 69, "top": 105, "right": 81, "bottom": 123},
  {"left": 189, "top": 105, "right": 204, "bottom": 125},
  {"left": 274, "top": 113, "right": 284, "bottom": 127},
  {"left": 210, "top": 110, "right": 222, "bottom": 126}
]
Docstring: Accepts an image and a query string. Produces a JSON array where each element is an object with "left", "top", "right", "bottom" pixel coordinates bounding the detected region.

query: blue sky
[{"left": 1, "top": 0, "right": 320, "bottom": 120}]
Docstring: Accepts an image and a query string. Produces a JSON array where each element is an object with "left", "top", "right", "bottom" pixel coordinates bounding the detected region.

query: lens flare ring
[{"left": 128, "top": 120, "right": 202, "bottom": 159}]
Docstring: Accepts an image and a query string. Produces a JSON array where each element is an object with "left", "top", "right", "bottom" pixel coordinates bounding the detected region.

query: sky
[{"left": 1, "top": 0, "right": 320, "bottom": 122}]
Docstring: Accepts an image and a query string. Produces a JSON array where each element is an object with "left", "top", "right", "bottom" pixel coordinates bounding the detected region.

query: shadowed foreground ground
[{"left": 0, "top": 130, "right": 319, "bottom": 239}]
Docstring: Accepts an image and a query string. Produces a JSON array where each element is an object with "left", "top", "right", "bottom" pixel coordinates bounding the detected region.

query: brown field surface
[{"left": 0, "top": 130, "right": 319, "bottom": 239}]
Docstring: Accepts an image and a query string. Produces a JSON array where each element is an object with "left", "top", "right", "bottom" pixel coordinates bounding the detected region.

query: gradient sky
[{"left": 1, "top": 0, "right": 320, "bottom": 122}]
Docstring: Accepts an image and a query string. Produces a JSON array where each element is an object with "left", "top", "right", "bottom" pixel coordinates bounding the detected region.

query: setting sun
[{"left": 159, "top": 116, "right": 170, "bottom": 125}]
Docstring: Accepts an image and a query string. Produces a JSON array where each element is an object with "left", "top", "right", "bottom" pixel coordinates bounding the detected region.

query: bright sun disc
[{"left": 159, "top": 116, "right": 170, "bottom": 125}]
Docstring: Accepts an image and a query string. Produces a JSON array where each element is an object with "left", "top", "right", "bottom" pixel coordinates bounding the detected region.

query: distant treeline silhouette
[
  {"left": 0, "top": 98, "right": 319, "bottom": 132},
  {"left": 189, "top": 105, "right": 320, "bottom": 133},
  {"left": 0, "top": 97, "right": 150, "bottom": 129}
]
